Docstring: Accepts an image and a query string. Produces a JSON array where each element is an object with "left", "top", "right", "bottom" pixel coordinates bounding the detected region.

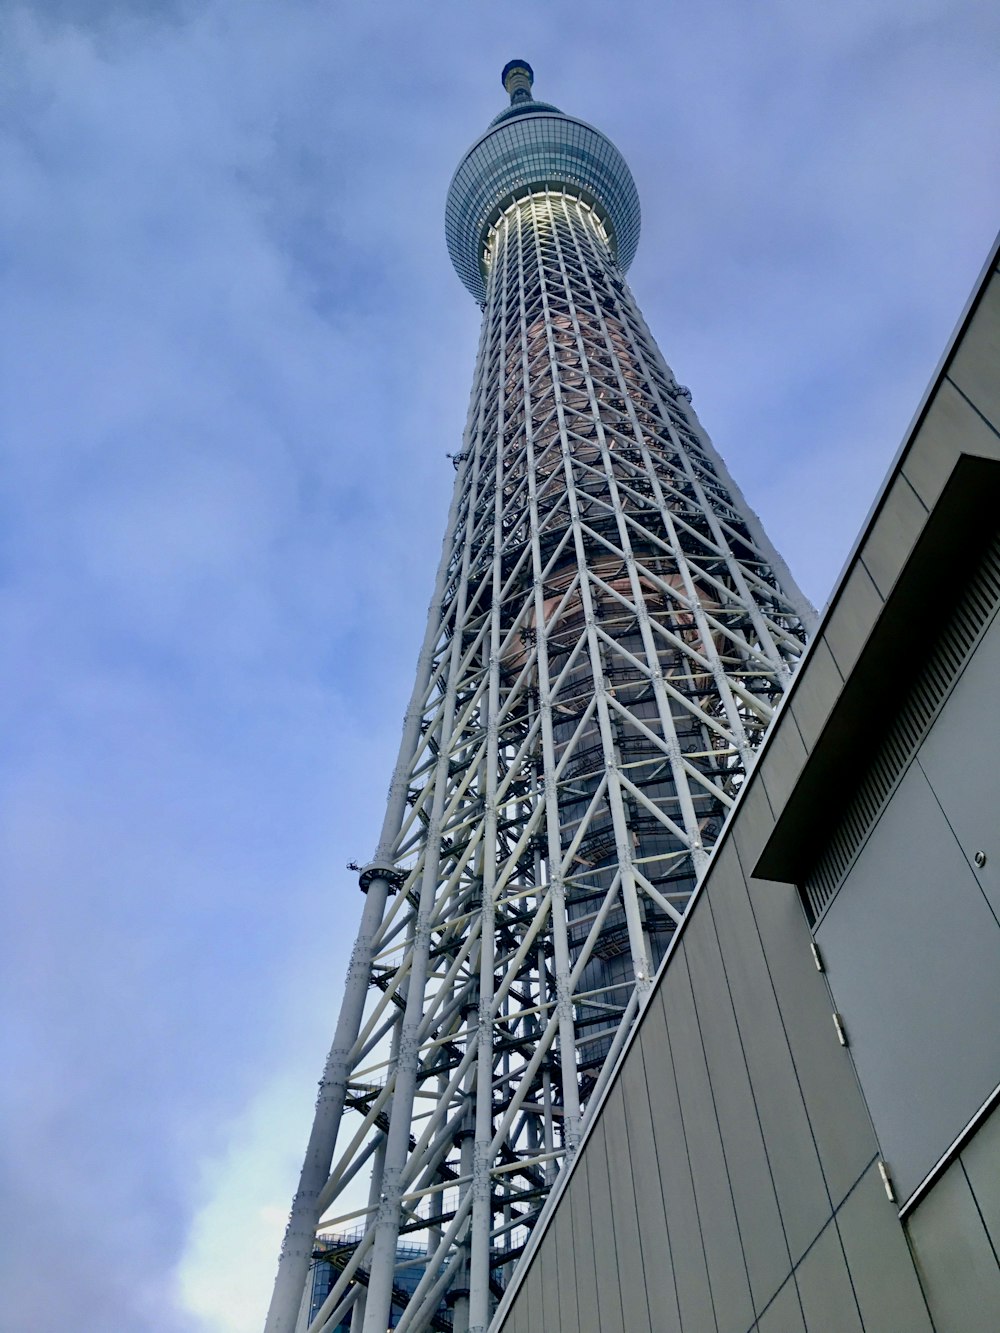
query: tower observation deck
[{"left": 264, "top": 61, "right": 813, "bottom": 1333}]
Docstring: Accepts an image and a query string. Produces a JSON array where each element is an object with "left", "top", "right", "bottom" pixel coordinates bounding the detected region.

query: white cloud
[{"left": 177, "top": 1072, "right": 316, "bottom": 1333}]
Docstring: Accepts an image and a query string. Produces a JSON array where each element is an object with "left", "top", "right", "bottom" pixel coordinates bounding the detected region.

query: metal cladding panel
[
  {"left": 859, "top": 472, "right": 929, "bottom": 600},
  {"left": 540, "top": 1230, "right": 561, "bottom": 1333},
  {"left": 730, "top": 771, "right": 777, "bottom": 873},
  {"left": 684, "top": 900, "right": 790, "bottom": 1312},
  {"left": 586, "top": 1121, "right": 626, "bottom": 1333},
  {"left": 918, "top": 608, "right": 1000, "bottom": 921},
  {"left": 603, "top": 1083, "right": 652, "bottom": 1333},
  {"left": 837, "top": 1163, "right": 934, "bottom": 1331},
  {"left": 794, "top": 1220, "right": 863, "bottom": 1333},
  {"left": 737, "top": 851, "right": 877, "bottom": 1207},
  {"left": 757, "top": 711, "right": 809, "bottom": 820},
  {"left": 756, "top": 1278, "right": 805, "bottom": 1333},
  {"left": 642, "top": 987, "right": 717, "bottom": 1331},
  {"left": 504, "top": 1298, "right": 525, "bottom": 1333},
  {"left": 788, "top": 636, "right": 844, "bottom": 753},
  {"left": 948, "top": 265, "right": 1000, "bottom": 433},
  {"left": 552, "top": 1201, "right": 579, "bottom": 1333},
  {"left": 619, "top": 1047, "right": 682, "bottom": 1333},
  {"left": 706, "top": 847, "right": 830, "bottom": 1263},
  {"left": 523, "top": 1259, "right": 544, "bottom": 1332},
  {"left": 661, "top": 952, "right": 755, "bottom": 1333},
  {"left": 823, "top": 561, "right": 884, "bottom": 680},
  {"left": 907, "top": 1158, "right": 1000, "bottom": 1333},
  {"left": 961, "top": 1104, "right": 1000, "bottom": 1258},
  {"left": 815, "top": 760, "right": 1000, "bottom": 1202},
  {"left": 567, "top": 1157, "right": 600, "bottom": 1333},
  {"left": 902, "top": 378, "right": 1000, "bottom": 509}
]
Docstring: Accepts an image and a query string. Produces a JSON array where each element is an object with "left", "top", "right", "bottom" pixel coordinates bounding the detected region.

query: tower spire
[
  {"left": 501, "top": 57, "right": 534, "bottom": 104},
  {"left": 264, "top": 66, "right": 813, "bottom": 1333}
]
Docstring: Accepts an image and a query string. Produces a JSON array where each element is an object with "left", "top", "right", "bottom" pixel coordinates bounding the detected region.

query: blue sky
[{"left": 2, "top": 2, "right": 998, "bottom": 1329}]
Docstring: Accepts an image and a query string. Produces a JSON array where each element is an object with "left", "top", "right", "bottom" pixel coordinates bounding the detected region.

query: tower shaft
[{"left": 265, "top": 69, "right": 812, "bottom": 1333}]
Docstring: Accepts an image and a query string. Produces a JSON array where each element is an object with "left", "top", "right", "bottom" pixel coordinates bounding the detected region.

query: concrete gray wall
[{"left": 493, "top": 242, "right": 1000, "bottom": 1332}]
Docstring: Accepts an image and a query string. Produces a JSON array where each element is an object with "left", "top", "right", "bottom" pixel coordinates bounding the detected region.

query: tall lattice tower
[{"left": 265, "top": 61, "right": 813, "bottom": 1333}]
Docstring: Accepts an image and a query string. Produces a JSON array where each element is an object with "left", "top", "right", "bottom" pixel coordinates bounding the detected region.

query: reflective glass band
[{"left": 445, "top": 112, "right": 641, "bottom": 302}]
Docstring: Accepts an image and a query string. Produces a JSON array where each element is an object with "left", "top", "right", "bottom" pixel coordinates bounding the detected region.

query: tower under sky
[{"left": 265, "top": 62, "right": 814, "bottom": 1333}]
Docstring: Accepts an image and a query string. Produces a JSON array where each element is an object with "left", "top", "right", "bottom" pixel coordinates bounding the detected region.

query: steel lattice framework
[{"left": 265, "top": 62, "right": 813, "bottom": 1333}]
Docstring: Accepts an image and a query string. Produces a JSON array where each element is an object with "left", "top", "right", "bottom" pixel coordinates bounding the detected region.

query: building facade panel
[
  {"left": 756, "top": 708, "right": 809, "bottom": 817},
  {"left": 617, "top": 1045, "right": 682, "bottom": 1333},
  {"left": 564, "top": 1156, "right": 598, "bottom": 1331},
  {"left": 822, "top": 561, "right": 884, "bottom": 679},
  {"left": 947, "top": 264, "right": 1000, "bottom": 433},
  {"left": 858, "top": 472, "right": 928, "bottom": 600},
  {"left": 503, "top": 1295, "right": 526, "bottom": 1333},
  {"left": 836, "top": 1162, "right": 934, "bottom": 1332},
  {"left": 663, "top": 950, "right": 756, "bottom": 1333},
  {"left": 641, "top": 987, "right": 718, "bottom": 1332},
  {"left": 704, "top": 849, "right": 831, "bottom": 1264},
  {"left": 602, "top": 1082, "right": 653, "bottom": 1333},
  {"left": 728, "top": 776, "right": 777, "bottom": 874},
  {"left": 683, "top": 896, "right": 790, "bottom": 1313},
  {"left": 550, "top": 1200, "right": 579, "bottom": 1333},
  {"left": 787, "top": 635, "right": 843, "bottom": 752},
  {"left": 960, "top": 1103, "right": 1000, "bottom": 1258},
  {"left": 902, "top": 377, "right": 1000, "bottom": 508},
  {"left": 793, "top": 1219, "right": 863, "bottom": 1333},
  {"left": 538, "top": 1225, "right": 561, "bottom": 1333},
  {"left": 734, "top": 859, "right": 878, "bottom": 1209},
  {"left": 521, "top": 1262, "right": 544, "bottom": 1333},
  {"left": 906, "top": 1156, "right": 1000, "bottom": 1333},
  {"left": 755, "top": 1276, "right": 805, "bottom": 1333},
  {"left": 585, "top": 1120, "right": 626, "bottom": 1333}
]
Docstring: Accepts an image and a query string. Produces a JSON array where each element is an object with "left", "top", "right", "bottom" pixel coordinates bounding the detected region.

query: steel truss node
[{"left": 265, "top": 101, "right": 812, "bottom": 1333}]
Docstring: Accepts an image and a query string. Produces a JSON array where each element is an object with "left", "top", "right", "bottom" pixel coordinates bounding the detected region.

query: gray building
[{"left": 492, "top": 235, "right": 1000, "bottom": 1332}]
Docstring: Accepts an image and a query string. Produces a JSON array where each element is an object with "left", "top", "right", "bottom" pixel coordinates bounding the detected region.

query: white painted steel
[{"left": 266, "top": 187, "right": 811, "bottom": 1333}]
